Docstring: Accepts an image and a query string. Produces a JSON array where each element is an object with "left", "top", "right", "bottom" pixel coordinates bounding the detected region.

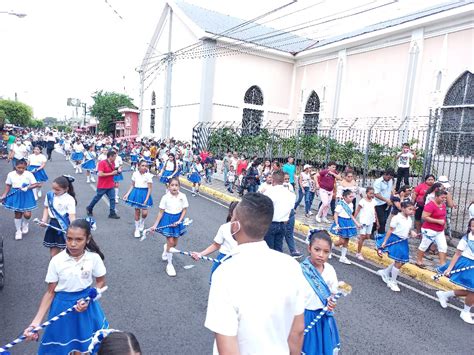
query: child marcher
[
  {"left": 113, "top": 150, "right": 124, "bottom": 204},
  {"left": 27, "top": 145, "right": 48, "bottom": 198},
  {"left": 354, "top": 187, "right": 379, "bottom": 260},
  {"left": 71, "top": 139, "right": 85, "bottom": 174},
  {"left": 83, "top": 145, "right": 97, "bottom": 183},
  {"left": 187, "top": 157, "right": 204, "bottom": 197}
]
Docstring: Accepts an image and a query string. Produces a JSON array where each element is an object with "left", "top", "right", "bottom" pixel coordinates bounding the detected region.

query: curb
[{"left": 179, "top": 177, "right": 458, "bottom": 291}]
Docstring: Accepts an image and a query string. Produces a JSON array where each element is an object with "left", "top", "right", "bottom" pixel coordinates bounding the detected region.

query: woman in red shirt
[
  {"left": 416, "top": 190, "right": 448, "bottom": 268},
  {"left": 412, "top": 174, "right": 435, "bottom": 232},
  {"left": 315, "top": 162, "right": 342, "bottom": 223}
]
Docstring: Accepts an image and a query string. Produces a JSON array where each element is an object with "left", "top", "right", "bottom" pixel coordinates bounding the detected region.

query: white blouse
[
  {"left": 159, "top": 191, "right": 189, "bottom": 214},
  {"left": 302, "top": 262, "right": 339, "bottom": 310}
]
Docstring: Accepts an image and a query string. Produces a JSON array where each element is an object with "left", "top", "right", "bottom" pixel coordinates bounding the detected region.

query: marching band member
[
  {"left": 71, "top": 139, "right": 85, "bottom": 174},
  {"left": 27, "top": 145, "right": 48, "bottom": 198},
  {"left": 82, "top": 145, "right": 97, "bottom": 183}
]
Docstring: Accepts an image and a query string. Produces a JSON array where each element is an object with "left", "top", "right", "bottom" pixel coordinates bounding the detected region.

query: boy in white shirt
[
  {"left": 395, "top": 143, "right": 416, "bottom": 191},
  {"left": 354, "top": 187, "right": 379, "bottom": 260}
]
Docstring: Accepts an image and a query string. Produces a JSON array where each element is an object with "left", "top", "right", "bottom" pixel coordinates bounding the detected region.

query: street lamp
[{"left": 0, "top": 11, "right": 27, "bottom": 18}]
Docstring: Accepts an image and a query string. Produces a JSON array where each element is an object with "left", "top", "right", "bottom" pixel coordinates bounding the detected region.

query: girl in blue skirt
[
  {"left": 376, "top": 201, "right": 416, "bottom": 292},
  {"left": 187, "top": 157, "right": 204, "bottom": 196},
  {"left": 123, "top": 160, "right": 154, "bottom": 238},
  {"left": 436, "top": 218, "right": 474, "bottom": 324},
  {"left": 302, "top": 230, "right": 340, "bottom": 355},
  {"left": 130, "top": 145, "right": 140, "bottom": 171},
  {"left": 23, "top": 219, "right": 108, "bottom": 354},
  {"left": 27, "top": 145, "right": 48, "bottom": 198},
  {"left": 159, "top": 153, "right": 179, "bottom": 185},
  {"left": 331, "top": 190, "right": 361, "bottom": 265},
  {"left": 113, "top": 150, "right": 124, "bottom": 203},
  {"left": 71, "top": 140, "right": 85, "bottom": 174},
  {"left": 83, "top": 145, "right": 97, "bottom": 183},
  {"left": 191, "top": 201, "right": 238, "bottom": 283},
  {"left": 1, "top": 159, "right": 39, "bottom": 240},
  {"left": 151, "top": 177, "right": 189, "bottom": 277}
]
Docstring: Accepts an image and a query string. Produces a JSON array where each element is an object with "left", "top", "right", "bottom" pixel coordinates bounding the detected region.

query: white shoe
[
  {"left": 356, "top": 253, "right": 365, "bottom": 261},
  {"left": 162, "top": 244, "right": 168, "bottom": 261},
  {"left": 15, "top": 231, "right": 22, "bottom": 240},
  {"left": 322, "top": 217, "right": 330, "bottom": 223},
  {"left": 115, "top": 198, "right": 119, "bottom": 203},
  {"left": 436, "top": 291, "right": 449, "bottom": 309},
  {"left": 21, "top": 223, "right": 29, "bottom": 234},
  {"left": 86, "top": 178, "right": 90, "bottom": 183},
  {"left": 37, "top": 190, "right": 42, "bottom": 198},
  {"left": 166, "top": 263, "right": 176, "bottom": 277},
  {"left": 308, "top": 211, "right": 314, "bottom": 216},
  {"left": 316, "top": 215, "right": 322, "bottom": 223},
  {"left": 79, "top": 168, "right": 83, "bottom": 173},
  {"left": 91, "top": 176, "right": 96, "bottom": 183},
  {"left": 460, "top": 311, "right": 474, "bottom": 324},
  {"left": 339, "top": 256, "right": 352, "bottom": 265},
  {"left": 387, "top": 281, "right": 401, "bottom": 292},
  {"left": 377, "top": 269, "right": 390, "bottom": 284},
  {"left": 134, "top": 228, "right": 141, "bottom": 238}
]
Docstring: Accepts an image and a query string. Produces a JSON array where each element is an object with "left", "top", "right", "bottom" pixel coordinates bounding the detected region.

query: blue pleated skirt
[
  {"left": 43, "top": 218, "right": 67, "bottom": 249},
  {"left": 126, "top": 187, "right": 153, "bottom": 208},
  {"left": 28, "top": 165, "right": 48, "bottom": 182},
  {"left": 302, "top": 309, "right": 340, "bottom": 355},
  {"left": 38, "top": 288, "right": 108, "bottom": 355},
  {"left": 2, "top": 188, "right": 37, "bottom": 212},
  {"left": 82, "top": 159, "right": 96, "bottom": 170},
  {"left": 329, "top": 217, "right": 357, "bottom": 238},
  {"left": 71, "top": 152, "right": 84, "bottom": 161},
  {"left": 130, "top": 154, "right": 139, "bottom": 163},
  {"left": 159, "top": 212, "right": 187, "bottom": 237},
  {"left": 160, "top": 170, "right": 175, "bottom": 184},
  {"left": 113, "top": 173, "right": 124, "bottom": 182},
  {"left": 376, "top": 233, "right": 409, "bottom": 263},
  {"left": 187, "top": 172, "right": 201, "bottom": 184},
  {"left": 438, "top": 256, "right": 474, "bottom": 292}
]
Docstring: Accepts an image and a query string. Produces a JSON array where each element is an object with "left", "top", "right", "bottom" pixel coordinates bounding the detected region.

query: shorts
[
  {"left": 359, "top": 223, "right": 374, "bottom": 235},
  {"left": 418, "top": 228, "right": 447, "bottom": 253}
]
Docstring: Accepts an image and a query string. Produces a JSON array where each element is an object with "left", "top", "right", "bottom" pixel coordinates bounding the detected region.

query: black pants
[
  {"left": 375, "top": 204, "right": 390, "bottom": 234},
  {"left": 46, "top": 148, "right": 54, "bottom": 160},
  {"left": 264, "top": 222, "right": 286, "bottom": 252},
  {"left": 395, "top": 167, "right": 409, "bottom": 191}
]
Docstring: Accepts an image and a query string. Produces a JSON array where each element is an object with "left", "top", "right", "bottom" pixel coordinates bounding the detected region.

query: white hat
[
  {"left": 437, "top": 176, "right": 451, "bottom": 189},
  {"left": 303, "top": 164, "right": 312, "bottom": 170}
]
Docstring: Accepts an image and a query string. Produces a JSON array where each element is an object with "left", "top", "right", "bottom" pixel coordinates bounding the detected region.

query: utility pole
[
  {"left": 162, "top": 9, "right": 173, "bottom": 139},
  {"left": 82, "top": 103, "right": 87, "bottom": 127}
]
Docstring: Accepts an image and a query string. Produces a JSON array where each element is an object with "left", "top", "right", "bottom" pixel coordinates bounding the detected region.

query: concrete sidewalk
[{"left": 179, "top": 175, "right": 460, "bottom": 291}]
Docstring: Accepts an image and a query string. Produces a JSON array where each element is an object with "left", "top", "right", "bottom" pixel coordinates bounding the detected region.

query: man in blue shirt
[{"left": 282, "top": 156, "right": 297, "bottom": 189}]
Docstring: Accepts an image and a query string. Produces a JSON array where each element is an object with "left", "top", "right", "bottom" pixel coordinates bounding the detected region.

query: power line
[{"left": 104, "top": 0, "right": 124, "bottom": 20}]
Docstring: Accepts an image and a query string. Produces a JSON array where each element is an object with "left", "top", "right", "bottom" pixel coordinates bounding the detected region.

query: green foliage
[
  {"left": 0, "top": 99, "right": 33, "bottom": 126},
  {"left": 28, "top": 119, "right": 44, "bottom": 129},
  {"left": 90, "top": 90, "right": 136, "bottom": 134},
  {"left": 53, "top": 125, "right": 71, "bottom": 132},
  {"left": 0, "top": 109, "right": 6, "bottom": 128},
  {"left": 43, "top": 117, "right": 59, "bottom": 127}
]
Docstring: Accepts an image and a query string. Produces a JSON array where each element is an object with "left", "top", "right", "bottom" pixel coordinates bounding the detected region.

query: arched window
[
  {"left": 438, "top": 71, "right": 473, "bottom": 156},
  {"left": 150, "top": 91, "right": 156, "bottom": 134},
  {"left": 303, "top": 91, "right": 320, "bottom": 134},
  {"left": 242, "top": 85, "right": 263, "bottom": 136}
]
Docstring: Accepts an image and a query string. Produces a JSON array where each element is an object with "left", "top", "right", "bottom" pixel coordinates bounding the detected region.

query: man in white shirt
[
  {"left": 8, "top": 138, "right": 28, "bottom": 169},
  {"left": 263, "top": 170, "right": 296, "bottom": 252},
  {"left": 205, "top": 192, "right": 305, "bottom": 355}
]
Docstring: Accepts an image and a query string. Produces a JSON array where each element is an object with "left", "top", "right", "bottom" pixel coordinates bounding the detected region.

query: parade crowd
[{"left": 1, "top": 127, "right": 473, "bottom": 355}]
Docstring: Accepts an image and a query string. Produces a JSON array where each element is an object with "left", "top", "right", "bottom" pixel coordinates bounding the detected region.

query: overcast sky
[{"left": 0, "top": 0, "right": 444, "bottom": 120}]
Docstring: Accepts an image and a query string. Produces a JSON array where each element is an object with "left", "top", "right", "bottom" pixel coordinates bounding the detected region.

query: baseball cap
[{"left": 304, "top": 164, "right": 312, "bottom": 170}]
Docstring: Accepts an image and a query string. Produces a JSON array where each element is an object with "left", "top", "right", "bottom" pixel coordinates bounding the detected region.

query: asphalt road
[{"left": 0, "top": 153, "right": 472, "bottom": 354}]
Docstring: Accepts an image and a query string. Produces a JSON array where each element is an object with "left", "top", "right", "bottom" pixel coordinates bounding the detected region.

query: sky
[{"left": 0, "top": 0, "right": 447, "bottom": 120}]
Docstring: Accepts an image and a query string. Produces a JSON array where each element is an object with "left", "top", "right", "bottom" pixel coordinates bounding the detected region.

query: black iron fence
[{"left": 192, "top": 110, "right": 473, "bottom": 236}]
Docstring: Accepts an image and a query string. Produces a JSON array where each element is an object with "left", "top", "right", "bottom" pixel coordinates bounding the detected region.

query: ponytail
[
  {"left": 87, "top": 237, "right": 105, "bottom": 261},
  {"left": 54, "top": 175, "right": 77, "bottom": 205}
]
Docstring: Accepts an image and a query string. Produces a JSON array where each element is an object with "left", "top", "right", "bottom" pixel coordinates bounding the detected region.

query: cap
[
  {"left": 437, "top": 176, "right": 451, "bottom": 189},
  {"left": 303, "top": 164, "right": 312, "bottom": 170}
]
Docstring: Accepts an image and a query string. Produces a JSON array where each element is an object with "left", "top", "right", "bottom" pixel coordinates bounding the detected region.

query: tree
[
  {"left": 28, "top": 119, "right": 44, "bottom": 129},
  {"left": 0, "top": 99, "right": 33, "bottom": 127},
  {"left": 43, "top": 116, "right": 59, "bottom": 127},
  {"left": 0, "top": 109, "right": 6, "bottom": 129},
  {"left": 90, "top": 90, "right": 136, "bottom": 134}
]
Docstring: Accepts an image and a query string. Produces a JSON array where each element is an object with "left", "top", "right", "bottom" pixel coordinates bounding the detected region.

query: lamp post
[{"left": 0, "top": 11, "right": 27, "bottom": 18}]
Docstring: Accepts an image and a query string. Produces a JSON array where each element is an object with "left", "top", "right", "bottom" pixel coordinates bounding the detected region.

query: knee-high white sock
[
  {"left": 192, "top": 186, "right": 195, "bottom": 193},
  {"left": 391, "top": 266, "right": 400, "bottom": 282},
  {"left": 14, "top": 218, "right": 22, "bottom": 232},
  {"left": 33, "top": 188, "right": 38, "bottom": 200},
  {"left": 167, "top": 252, "right": 173, "bottom": 265},
  {"left": 341, "top": 247, "right": 347, "bottom": 259},
  {"left": 115, "top": 188, "right": 119, "bottom": 197},
  {"left": 384, "top": 263, "right": 394, "bottom": 274},
  {"left": 135, "top": 220, "right": 140, "bottom": 229}
]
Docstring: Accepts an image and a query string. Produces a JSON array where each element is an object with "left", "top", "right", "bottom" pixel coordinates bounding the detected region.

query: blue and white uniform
[
  {"left": 126, "top": 171, "right": 153, "bottom": 208},
  {"left": 71, "top": 143, "right": 85, "bottom": 162},
  {"left": 130, "top": 148, "right": 140, "bottom": 163},
  {"left": 160, "top": 160, "right": 177, "bottom": 184},
  {"left": 113, "top": 155, "right": 124, "bottom": 182},
  {"left": 158, "top": 192, "right": 189, "bottom": 237},
  {"left": 301, "top": 258, "right": 340, "bottom": 355},
  {"left": 209, "top": 222, "right": 238, "bottom": 281},
  {"left": 438, "top": 232, "right": 474, "bottom": 292},
  {"left": 82, "top": 150, "right": 97, "bottom": 171},
  {"left": 187, "top": 162, "right": 204, "bottom": 184},
  {"left": 3, "top": 170, "right": 37, "bottom": 212},
  {"left": 330, "top": 201, "right": 357, "bottom": 238},
  {"left": 376, "top": 213, "right": 412, "bottom": 263},
  {"left": 38, "top": 250, "right": 108, "bottom": 354},
  {"left": 27, "top": 153, "right": 49, "bottom": 182},
  {"left": 43, "top": 191, "right": 76, "bottom": 249}
]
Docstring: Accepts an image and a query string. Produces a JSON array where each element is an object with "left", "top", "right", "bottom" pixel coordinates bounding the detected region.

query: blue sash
[
  {"left": 463, "top": 235, "right": 474, "bottom": 254},
  {"left": 338, "top": 200, "right": 353, "bottom": 217},
  {"left": 85, "top": 151, "right": 95, "bottom": 162},
  {"left": 46, "top": 191, "right": 70, "bottom": 240},
  {"left": 301, "top": 258, "right": 331, "bottom": 312}
]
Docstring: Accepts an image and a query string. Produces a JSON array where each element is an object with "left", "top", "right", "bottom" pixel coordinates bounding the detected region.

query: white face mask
[{"left": 230, "top": 221, "right": 241, "bottom": 240}]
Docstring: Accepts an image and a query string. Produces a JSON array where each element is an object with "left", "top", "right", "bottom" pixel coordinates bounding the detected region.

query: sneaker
[
  {"left": 339, "top": 256, "right": 352, "bottom": 265},
  {"left": 436, "top": 291, "right": 449, "bottom": 309},
  {"left": 377, "top": 269, "right": 390, "bottom": 284},
  {"left": 316, "top": 215, "right": 322, "bottom": 223},
  {"left": 115, "top": 198, "right": 119, "bottom": 203},
  {"left": 91, "top": 177, "right": 96, "bottom": 183},
  {"left": 86, "top": 208, "right": 93, "bottom": 216},
  {"left": 86, "top": 178, "right": 90, "bottom": 183},
  {"left": 166, "top": 263, "right": 177, "bottom": 277},
  {"left": 15, "top": 231, "right": 22, "bottom": 240},
  {"left": 192, "top": 193, "right": 196, "bottom": 197},
  {"left": 322, "top": 217, "right": 330, "bottom": 223},
  {"left": 387, "top": 281, "right": 401, "bottom": 292},
  {"left": 21, "top": 223, "right": 29, "bottom": 234},
  {"left": 460, "top": 311, "right": 474, "bottom": 324},
  {"left": 291, "top": 251, "right": 303, "bottom": 259},
  {"left": 134, "top": 229, "right": 141, "bottom": 238},
  {"left": 37, "top": 190, "right": 42, "bottom": 198},
  {"left": 308, "top": 211, "right": 314, "bottom": 216},
  {"left": 162, "top": 244, "right": 168, "bottom": 261},
  {"left": 356, "top": 253, "right": 365, "bottom": 261},
  {"left": 108, "top": 213, "right": 120, "bottom": 219}
]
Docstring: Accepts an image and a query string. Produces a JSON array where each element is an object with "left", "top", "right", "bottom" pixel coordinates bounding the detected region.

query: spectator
[
  {"left": 315, "top": 162, "right": 342, "bottom": 223},
  {"left": 225, "top": 165, "right": 236, "bottom": 193},
  {"left": 373, "top": 169, "right": 395, "bottom": 238},
  {"left": 221, "top": 151, "right": 232, "bottom": 184},
  {"left": 282, "top": 156, "right": 297, "bottom": 190},
  {"left": 412, "top": 174, "right": 436, "bottom": 233},
  {"left": 245, "top": 160, "right": 260, "bottom": 193},
  {"left": 395, "top": 143, "right": 416, "bottom": 191},
  {"left": 299, "top": 164, "right": 314, "bottom": 218},
  {"left": 203, "top": 152, "right": 217, "bottom": 184}
]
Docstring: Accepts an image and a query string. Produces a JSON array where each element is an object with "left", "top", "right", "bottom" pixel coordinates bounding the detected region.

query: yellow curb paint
[{"left": 181, "top": 177, "right": 459, "bottom": 292}]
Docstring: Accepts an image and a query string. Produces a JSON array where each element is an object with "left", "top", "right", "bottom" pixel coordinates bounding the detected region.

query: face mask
[{"left": 230, "top": 221, "right": 241, "bottom": 239}]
